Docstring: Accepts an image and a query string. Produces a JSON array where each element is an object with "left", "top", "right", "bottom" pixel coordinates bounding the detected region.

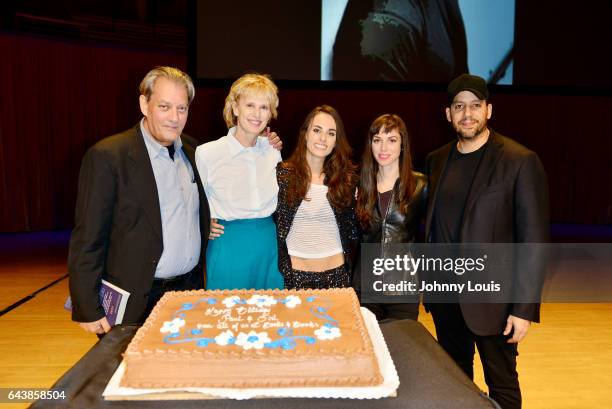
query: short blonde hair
[
  {"left": 139, "top": 66, "right": 195, "bottom": 104},
  {"left": 223, "top": 73, "right": 279, "bottom": 128}
]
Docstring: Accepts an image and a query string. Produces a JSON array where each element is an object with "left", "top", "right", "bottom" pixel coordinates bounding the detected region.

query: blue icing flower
[
  {"left": 160, "top": 318, "right": 185, "bottom": 334},
  {"left": 317, "top": 306, "right": 326, "bottom": 313},
  {"left": 182, "top": 303, "right": 193, "bottom": 310},
  {"left": 235, "top": 331, "right": 272, "bottom": 350},
  {"left": 246, "top": 294, "right": 277, "bottom": 307},
  {"left": 306, "top": 296, "right": 316, "bottom": 302},
  {"left": 277, "top": 327, "right": 289, "bottom": 336},
  {"left": 222, "top": 296, "right": 242, "bottom": 308},
  {"left": 207, "top": 298, "right": 217, "bottom": 304},
  {"left": 315, "top": 326, "right": 342, "bottom": 340},
  {"left": 197, "top": 339, "right": 210, "bottom": 347},
  {"left": 306, "top": 337, "right": 316, "bottom": 344},
  {"left": 191, "top": 328, "right": 202, "bottom": 335},
  {"left": 214, "top": 330, "right": 235, "bottom": 346}
]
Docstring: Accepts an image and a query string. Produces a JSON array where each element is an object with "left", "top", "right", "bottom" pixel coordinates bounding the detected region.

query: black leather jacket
[
  {"left": 354, "top": 172, "right": 427, "bottom": 301},
  {"left": 275, "top": 165, "right": 360, "bottom": 277},
  {"left": 361, "top": 172, "right": 428, "bottom": 250}
]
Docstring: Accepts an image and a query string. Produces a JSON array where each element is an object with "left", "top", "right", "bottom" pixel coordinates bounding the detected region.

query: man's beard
[{"left": 455, "top": 119, "right": 488, "bottom": 141}]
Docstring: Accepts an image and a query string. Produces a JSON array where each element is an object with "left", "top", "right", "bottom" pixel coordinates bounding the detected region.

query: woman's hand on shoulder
[{"left": 264, "top": 127, "right": 282, "bottom": 151}]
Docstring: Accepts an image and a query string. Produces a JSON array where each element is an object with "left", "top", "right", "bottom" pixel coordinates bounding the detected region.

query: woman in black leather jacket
[{"left": 356, "top": 114, "right": 427, "bottom": 320}]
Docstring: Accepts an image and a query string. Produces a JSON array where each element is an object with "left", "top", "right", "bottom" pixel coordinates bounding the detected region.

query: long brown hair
[
  {"left": 282, "top": 105, "right": 358, "bottom": 209},
  {"left": 356, "top": 114, "right": 416, "bottom": 229}
]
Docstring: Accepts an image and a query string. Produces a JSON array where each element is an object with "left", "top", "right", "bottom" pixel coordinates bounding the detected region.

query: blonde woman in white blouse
[{"left": 195, "top": 73, "right": 283, "bottom": 290}]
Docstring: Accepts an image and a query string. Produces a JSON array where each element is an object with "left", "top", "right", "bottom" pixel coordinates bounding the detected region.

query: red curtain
[{"left": 1, "top": 33, "right": 611, "bottom": 232}]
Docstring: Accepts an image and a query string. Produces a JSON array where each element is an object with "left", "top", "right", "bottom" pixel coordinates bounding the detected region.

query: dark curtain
[{"left": 1, "top": 33, "right": 611, "bottom": 232}]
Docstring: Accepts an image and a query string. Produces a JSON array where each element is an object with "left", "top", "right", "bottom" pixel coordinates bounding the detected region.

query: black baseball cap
[{"left": 447, "top": 74, "right": 489, "bottom": 103}]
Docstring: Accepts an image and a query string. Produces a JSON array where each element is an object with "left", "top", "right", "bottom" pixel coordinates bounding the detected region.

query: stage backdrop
[{"left": 1, "top": 33, "right": 611, "bottom": 232}]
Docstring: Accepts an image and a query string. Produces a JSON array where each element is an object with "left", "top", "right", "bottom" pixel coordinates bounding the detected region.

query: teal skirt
[{"left": 205, "top": 216, "right": 284, "bottom": 290}]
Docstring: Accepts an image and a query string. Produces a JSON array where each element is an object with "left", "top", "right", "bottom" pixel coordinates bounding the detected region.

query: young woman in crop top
[
  {"left": 356, "top": 114, "right": 427, "bottom": 320},
  {"left": 276, "top": 105, "right": 359, "bottom": 289}
]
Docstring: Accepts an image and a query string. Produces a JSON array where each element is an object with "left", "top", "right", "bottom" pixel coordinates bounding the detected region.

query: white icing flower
[
  {"left": 222, "top": 296, "right": 241, "bottom": 308},
  {"left": 214, "top": 330, "right": 235, "bottom": 346},
  {"left": 246, "top": 294, "right": 277, "bottom": 308},
  {"left": 160, "top": 318, "right": 185, "bottom": 334},
  {"left": 235, "top": 331, "right": 271, "bottom": 350},
  {"left": 314, "top": 325, "right": 342, "bottom": 340},
  {"left": 284, "top": 295, "right": 302, "bottom": 309}
]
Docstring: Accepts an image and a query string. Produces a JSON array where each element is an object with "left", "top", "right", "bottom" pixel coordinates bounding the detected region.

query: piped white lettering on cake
[{"left": 159, "top": 295, "right": 341, "bottom": 350}]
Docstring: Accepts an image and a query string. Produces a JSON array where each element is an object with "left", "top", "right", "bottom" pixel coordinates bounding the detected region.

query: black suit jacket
[
  {"left": 68, "top": 124, "right": 210, "bottom": 324},
  {"left": 425, "top": 129, "right": 549, "bottom": 335}
]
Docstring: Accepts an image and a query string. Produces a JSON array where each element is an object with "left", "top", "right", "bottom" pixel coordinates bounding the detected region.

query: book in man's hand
[{"left": 64, "top": 279, "right": 130, "bottom": 326}]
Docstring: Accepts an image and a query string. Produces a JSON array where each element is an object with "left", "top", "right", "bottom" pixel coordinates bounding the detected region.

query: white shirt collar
[{"left": 225, "top": 127, "right": 267, "bottom": 157}]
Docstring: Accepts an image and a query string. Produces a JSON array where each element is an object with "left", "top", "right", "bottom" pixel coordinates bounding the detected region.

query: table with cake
[{"left": 31, "top": 288, "right": 498, "bottom": 408}]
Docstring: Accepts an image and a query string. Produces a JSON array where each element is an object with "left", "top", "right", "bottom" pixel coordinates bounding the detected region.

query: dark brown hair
[
  {"left": 356, "top": 114, "right": 416, "bottom": 229},
  {"left": 282, "top": 105, "right": 358, "bottom": 209}
]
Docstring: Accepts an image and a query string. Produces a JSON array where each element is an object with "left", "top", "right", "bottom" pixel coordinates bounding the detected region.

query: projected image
[
  {"left": 322, "top": 0, "right": 515, "bottom": 84},
  {"left": 194, "top": 0, "right": 515, "bottom": 84}
]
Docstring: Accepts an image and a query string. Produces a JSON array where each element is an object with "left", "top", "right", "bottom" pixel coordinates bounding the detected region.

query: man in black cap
[{"left": 424, "top": 74, "right": 549, "bottom": 408}]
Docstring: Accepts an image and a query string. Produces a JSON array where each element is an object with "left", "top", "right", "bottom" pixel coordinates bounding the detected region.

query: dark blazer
[
  {"left": 68, "top": 124, "right": 210, "bottom": 324},
  {"left": 425, "top": 129, "right": 549, "bottom": 335}
]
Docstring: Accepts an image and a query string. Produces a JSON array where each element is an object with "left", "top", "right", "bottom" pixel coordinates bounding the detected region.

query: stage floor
[{"left": 1, "top": 228, "right": 611, "bottom": 409}]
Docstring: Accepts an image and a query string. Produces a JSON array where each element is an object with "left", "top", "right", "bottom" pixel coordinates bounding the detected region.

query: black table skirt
[{"left": 31, "top": 320, "right": 498, "bottom": 409}]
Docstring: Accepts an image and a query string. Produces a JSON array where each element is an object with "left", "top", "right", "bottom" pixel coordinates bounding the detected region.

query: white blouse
[
  {"left": 286, "top": 184, "right": 343, "bottom": 258},
  {"left": 195, "top": 127, "right": 281, "bottom": 220}
]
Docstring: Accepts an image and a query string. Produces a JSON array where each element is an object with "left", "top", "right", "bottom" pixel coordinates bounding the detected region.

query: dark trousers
[
  {"left": 430, "top": 303, "right": 521, "bottom": 409},
  {"left": 144, "top": 267, "right": 202, "bottom": 319}
]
